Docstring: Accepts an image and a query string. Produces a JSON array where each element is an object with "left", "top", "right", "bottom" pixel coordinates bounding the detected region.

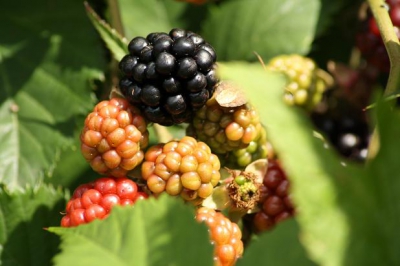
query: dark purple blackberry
[
  {"left": 119, "top": 55, "right": 138, "bottom": 76},
  {"left": 188, "top": 34, "right": 205, "bottom": 46},
  {"left": 153, "top": 36, "right": 173, "bottom": 56},
  {"left": 132, "top": 63, "right": 147, "bottom": 83},
  {"left": 119, "top": 28, "right": 219, "bottom": 126},
  {"left": 195, "top": 50, "right": 214, "bottom": 72},
  {"left": 140, "top": 85, "right": 161, "bottom": 106},
  {"left": 311, "top": 94, "right": 371, "bottom": 162},
  {"left": 163, "top": 77, "right": 182, "bottom": 94},
  {"left": 155, "top": 52, "right": 176, "bottom": 75},
  {"left": 176, "top": 57, "right": 197, "bottom": 79},
  {"left": 186, "top": 72, "right": 207, "bottom": 92},
  {"left": 169, "top": 28, "right": 187, "bottom": 40},
  {"left": 145, "top": 62, "right": 160, "bottom": 80},
  {"left": 164, "top": 95, "right": 187, "bottom": 115},
  {"left": 128, "top": 37, "right": 149, "bottom": 56},
  {"left": 189, "top": 89, "right": 209, "bottom": 108},
  {"left": 171, "top": 37, "right": 196, "bottom": 57},
  {"left": 139, "top": 46, "right": 153, "bottom": 63}
]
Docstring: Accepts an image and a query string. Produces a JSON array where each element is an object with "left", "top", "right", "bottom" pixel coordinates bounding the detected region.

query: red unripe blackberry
[
  {"left": 141, "top": 136, "right": 221, "bottom": 205},
  {"left": 119, "top": 28, "right": 219, "bottom": 126},
  {"left": 187, "top": 98, "right": 262, "bottom": 155},
  {"left": 80, "top": 98, "right": 149, "bottom": 177},
  {"left": 61, "top": 177, "right": 148, "bottom": 227},
  {"left": 253, "top": 159, "right": 294, "bottom": 232},
  {"left": 195, "top": 207, "right": 243, "bottom": 266}
]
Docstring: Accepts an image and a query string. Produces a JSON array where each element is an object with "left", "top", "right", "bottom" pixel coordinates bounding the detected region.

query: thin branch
[{"left": 368, "top": 0, "right": 400, "bottom": 96}]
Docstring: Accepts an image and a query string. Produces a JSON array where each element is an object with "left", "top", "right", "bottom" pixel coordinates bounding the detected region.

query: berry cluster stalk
[
  {"left": 367, "top": 0, "right": 400, "bottom": 96},
  {"left": 366, "top": 0, "right": 400, "bottom": 159}
]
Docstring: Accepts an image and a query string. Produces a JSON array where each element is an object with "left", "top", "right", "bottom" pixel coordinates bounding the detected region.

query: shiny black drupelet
[{"left": 119, "top": 28, "right": 219, "bottom": 126}]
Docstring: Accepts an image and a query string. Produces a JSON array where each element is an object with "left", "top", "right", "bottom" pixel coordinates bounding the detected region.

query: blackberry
[
  {"left": 80, "top": 98, "right": 149, "bottom": 177},
  {"left": 310, "top": 94, "right": 371, "bottom": 162},
  {"left": 141, "top": 136, "right": 221, "bottom": 205},
  {"left": 187, "top": 98, "right": 262, "bottom": 155},
  {"left": 225, "top": 126, "right": 269, "bottom": 168},
  {"left": 61, "top": 177, "right": 148, "bottom": 227},
  {"left": 252, "top": 159, "right": 294, "bottom": 232},
  {"left": 119, "top": 28, "right": 219, "bottom": 126},
  {"left": 267, "top": 54, "right": 327, "bottom": 110},
  {"left": 195, "top": 207, "right": 243, "bottom": 266}
]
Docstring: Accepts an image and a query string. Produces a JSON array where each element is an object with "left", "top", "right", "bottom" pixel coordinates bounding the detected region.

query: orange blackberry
[
  {"left": 141, "top": 136, "right": 220, "bottom": 204},
  {"left": 195, "top": 207, "right": 243, "bottom": 266},
  {"left": 188, "top": 99, "right": 262, "bottom": 154},
  {"left": 80, "top": 98, "right": 149, "bottom": 177}
]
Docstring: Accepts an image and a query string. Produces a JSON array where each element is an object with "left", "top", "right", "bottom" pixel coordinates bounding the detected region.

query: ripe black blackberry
[
  {"left": 311, "top": 93, "right": 371, "bottom": 162},
  {"left": 119, "top": 28, "right": 219, "bottom": 126}
]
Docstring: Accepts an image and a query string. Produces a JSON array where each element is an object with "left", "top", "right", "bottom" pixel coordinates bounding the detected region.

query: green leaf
[
  {"left": 49, "top": 194, "right": 214, "bottom": 266},
  {"left": 202, "top": 0, "right": 320, "bottom": 61},
  {"left": 85, "top": 2, "right": 128, "bottom": 61},
  {"left": 0, "top": 0, "right": 106, "bottom": 190},
  {"left": 238, "top": 219, "right": 315, "bottom": 266},
  {"left": 44, "top": 120, "right": 99, "bottom": 192},
  {"left": 118, "top": 0, "right": 203, "bottom": 40},
  {"left": 219, "top": 62, "right": 400, "bottom": 265},
  {"left": 0, "top": 184, "right": 67, "bottom": 266}
]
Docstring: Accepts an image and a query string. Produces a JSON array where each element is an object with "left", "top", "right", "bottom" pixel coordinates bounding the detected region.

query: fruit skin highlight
[
  {"left": 196, "top": 207, "right": 244, "bottom": 266},
  {"left": 61, "top": 177, "right": 148, "bottom": 227},
  {"left": 80, "top": 97, "right": 149, "bottom": 177},
  {"left": 119, "top": 28, "right": 219, "bottom": 126},
  {"left": 141, "top": 136, "right": 221, "bottom": 205}
]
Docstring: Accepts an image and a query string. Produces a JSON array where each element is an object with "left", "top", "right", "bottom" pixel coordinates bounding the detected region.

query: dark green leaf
[
  {"left": 202, "top": 0, "right": 320, "bottom": 61},
  {"left": 219, "top": 62, "right": 400, "bottom": 266},
  {"left": 85, "top": 1, "right": 128, "bottom": 61},
  {"left": 0, "top": 184, "right": 67, "bottom": 266},
  {"left": 118, "top": 0, "right": 206, "bottom": 40},
  {"left": 238, "top": 219, "right": 316, "bottom": 266},
  {"left": 0, "top": 0, "right": 106, "bottom": 190},
  {"left": 49, "top": 194, "right": 214, "bottom": 266}
]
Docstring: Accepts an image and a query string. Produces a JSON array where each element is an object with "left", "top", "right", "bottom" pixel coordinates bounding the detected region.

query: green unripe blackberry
[
  {"left": 267, "top": 54, "right": 327, "bottom": 110},
  {"left": 119, "top": 28, "right": 219, "bottom": 126},
  {"left": 187, "top": 98, "right": 262, "bottom": 155},
  {"left": 226, "top": 125, "right": 269, "bottom": 168}
]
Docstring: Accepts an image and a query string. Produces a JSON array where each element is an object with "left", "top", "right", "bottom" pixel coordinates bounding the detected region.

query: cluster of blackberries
[{"left": 119, "top": 28, "right": 219, "bottom": 126}]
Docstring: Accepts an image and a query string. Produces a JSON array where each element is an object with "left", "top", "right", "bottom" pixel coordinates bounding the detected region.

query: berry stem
[
  {"left": 367, "top": 0, "right": 400, "bottom": 97},
  {"left": 366, "top": 0, "right": 400, "bottom": 160}
]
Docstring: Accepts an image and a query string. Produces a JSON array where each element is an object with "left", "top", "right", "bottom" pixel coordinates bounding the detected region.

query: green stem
[
  {"left": 366, "top": 0, "right": 400, "bottom": 159},
  {"left": 368, "top": 0, "right": 400, "bottom": 96}
]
